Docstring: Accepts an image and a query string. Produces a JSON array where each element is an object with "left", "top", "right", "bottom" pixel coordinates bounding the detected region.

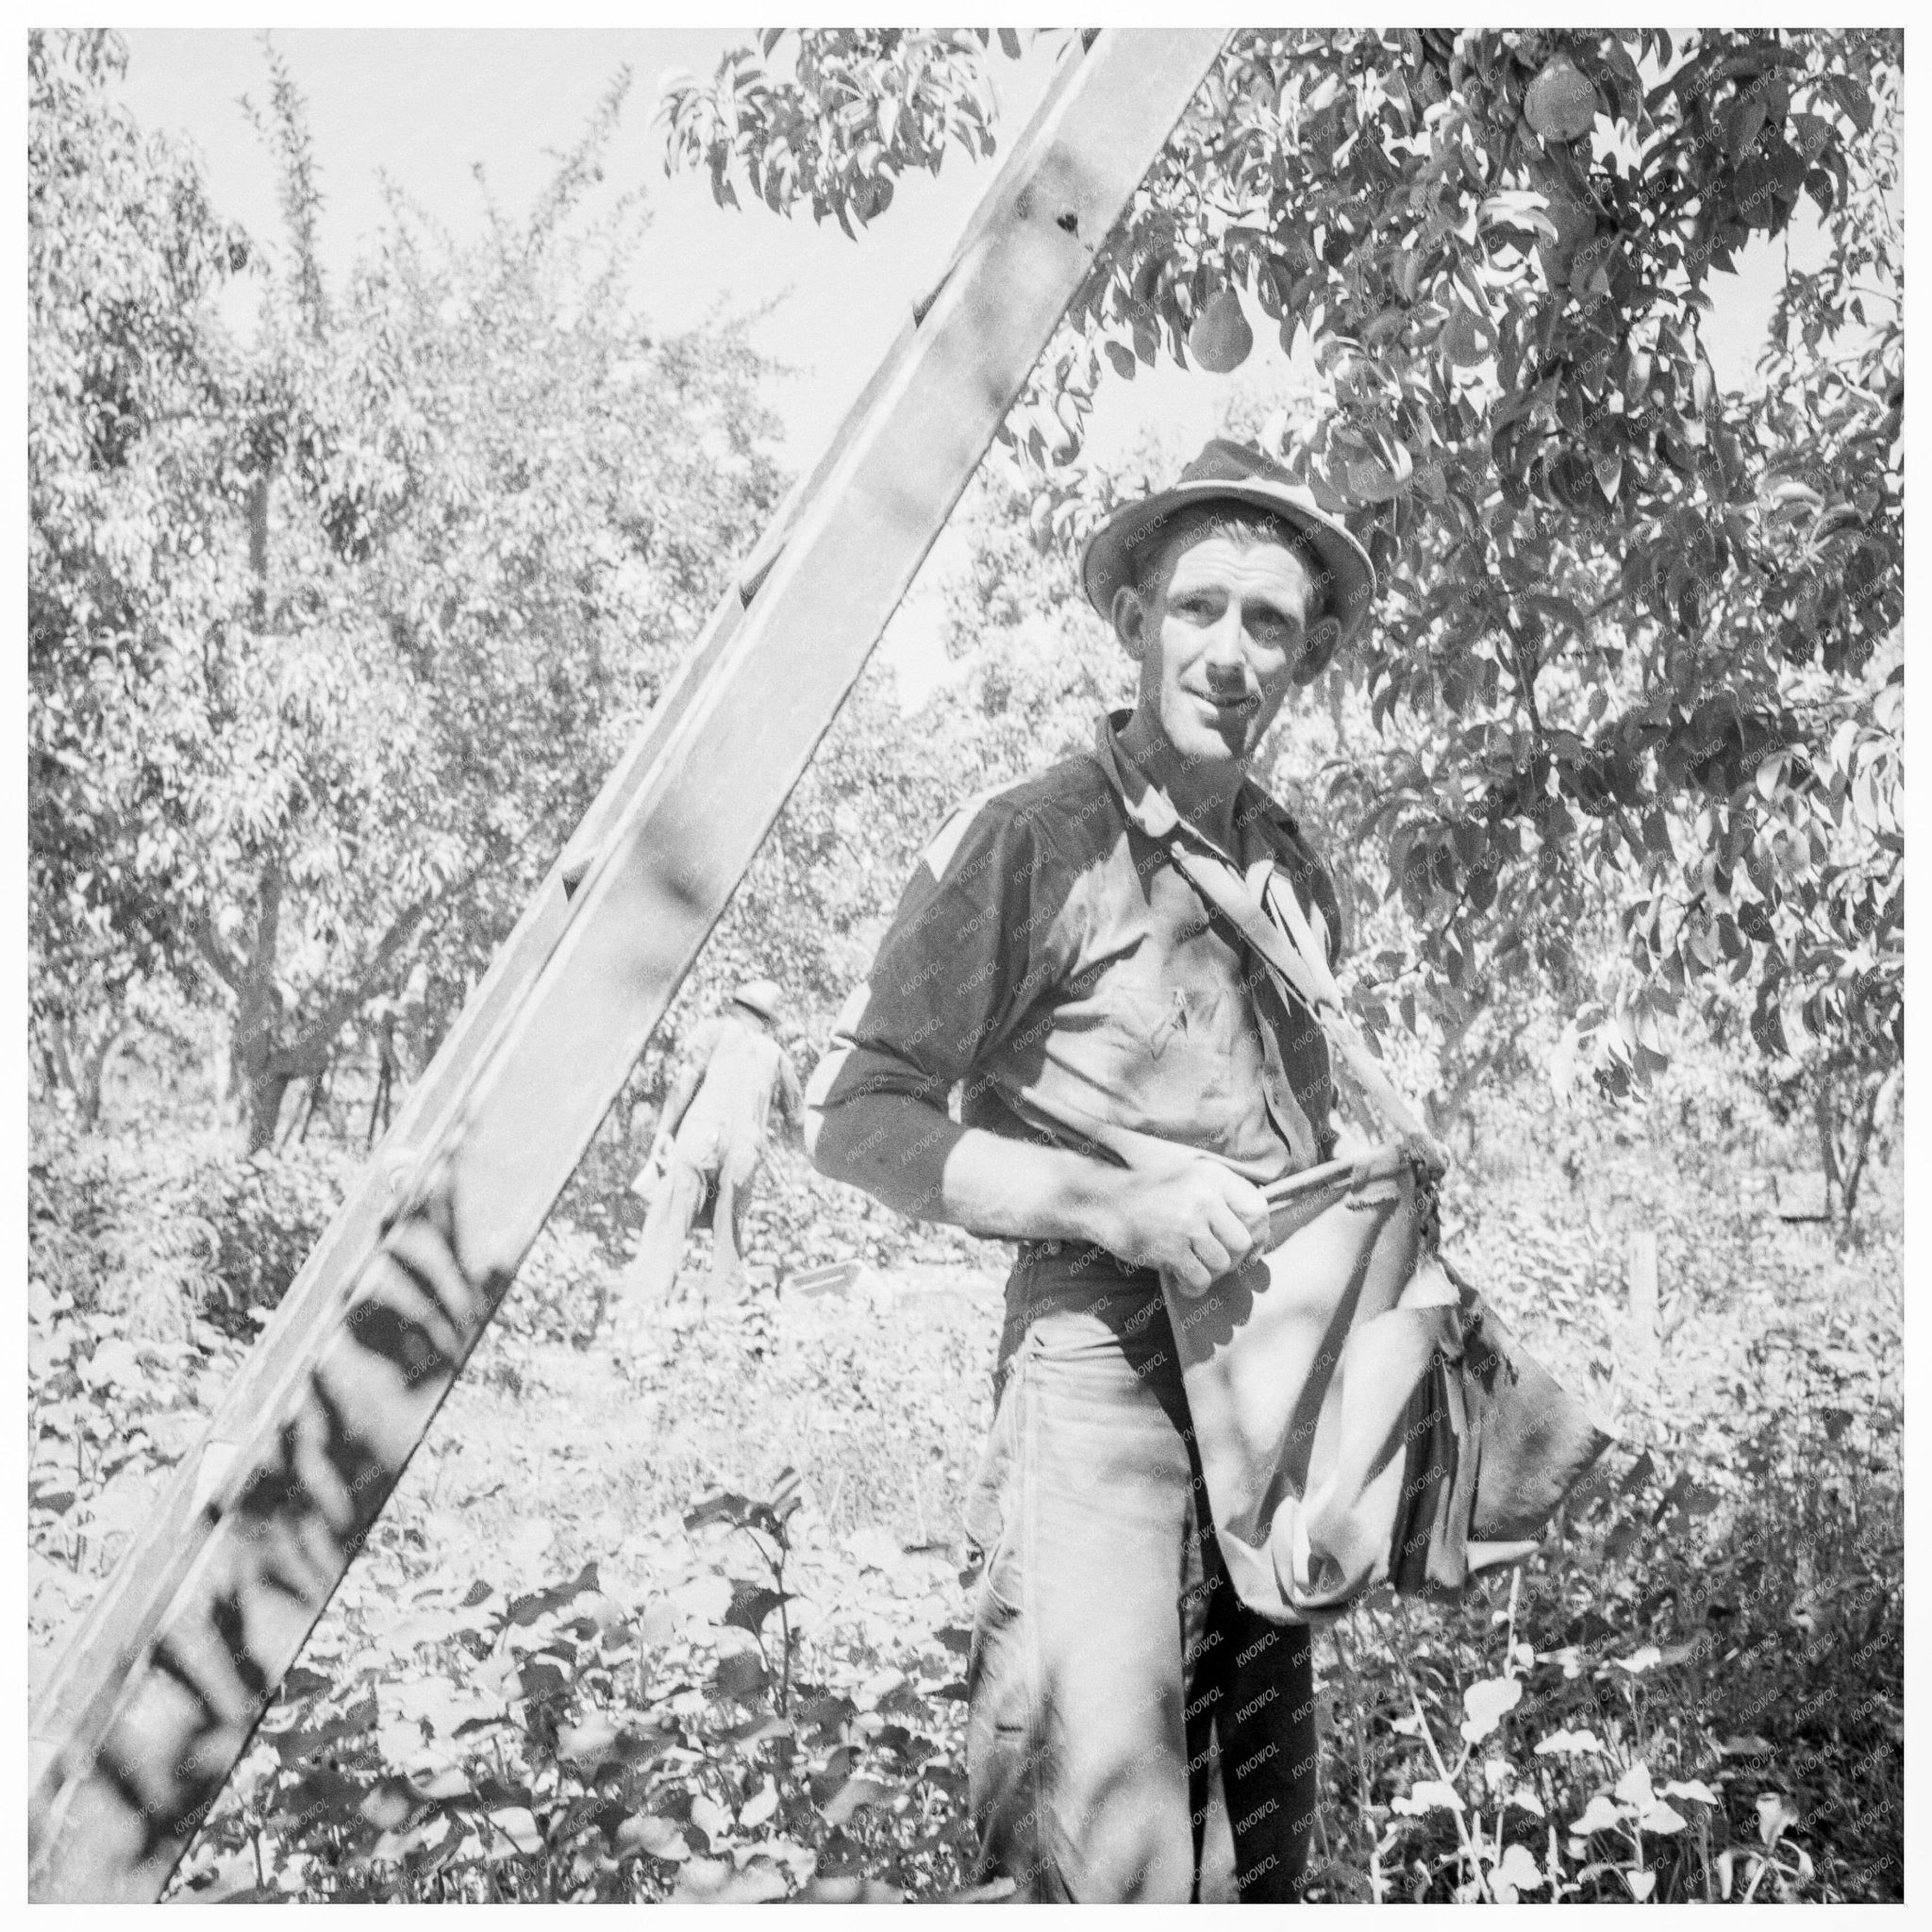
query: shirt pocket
[{"left": 1099, "top": 979, "right": 1243, "bottom": 1122}]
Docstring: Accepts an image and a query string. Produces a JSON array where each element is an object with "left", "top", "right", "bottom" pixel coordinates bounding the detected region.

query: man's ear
[
  {"left": 1293, "top": 614, "right": 1341, "bottom": 685},
  {"left": 1110, "top": 583, "right": 1150, "bottom": 662}
]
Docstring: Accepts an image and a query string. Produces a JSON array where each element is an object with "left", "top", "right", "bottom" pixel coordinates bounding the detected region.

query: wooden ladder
[{"left": 27, "top": 28, "right": 1229, "bottom": 1900}]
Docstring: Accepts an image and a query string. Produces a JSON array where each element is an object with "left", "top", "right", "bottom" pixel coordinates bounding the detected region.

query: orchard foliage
[
  {"left": 28, "top": 29, "right": 252, "bottom": 1116},
  {"left": 205, "top": 57, "right": 783, "bottom": 1150},
  {"left": 29, "top": 34, "right": 785, "bottom": 1148},
  {"left": 661, "top": 27, "right": 1902, "bottom": 1119},
  {"left": 657, "top": 28, "right": 1008, "bottom": 234}
]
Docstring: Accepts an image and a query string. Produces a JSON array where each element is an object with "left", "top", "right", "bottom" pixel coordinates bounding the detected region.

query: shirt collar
[{"left": 1088, "top": 709, "right": 1302, "bottom": 856}]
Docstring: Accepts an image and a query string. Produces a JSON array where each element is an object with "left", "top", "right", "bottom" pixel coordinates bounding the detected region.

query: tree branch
[
  {"left": 191, "top": 913, "right": 244, "bottom": 993},
  {"left": 1500, "top": 611, "right": 1549, "bottom": 753},
  {"left": 43, "top": 1013, "right": 78, "bottom": 1096},
  {"left": 271, "top": 858, "right": 491, "bottom": 1075}
]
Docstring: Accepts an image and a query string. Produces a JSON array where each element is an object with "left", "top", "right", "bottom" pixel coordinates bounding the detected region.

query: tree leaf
[
  {"left": 1495, "top": 1841, "right": 1545, "bottom": 1892},
  {"left": 1478, "top": 192, "right": 1559, "bottom": 245},
  {"left": 1347, "top": 455, "right": 1405, "bottom": 503},
  {"left": 819, "top": 1774, "right": 897, "bottom": 1828},
  {"left": 1572, "top": 1793, "right": 1626, "bottom": 1835},
  {"left": 724, "top": 1580, "right": 790, "bottom": 1636},
  {"left": 1441, "top": 305, "right": 1490, "bottom": 366},
  {"left": 690, "top": 1791, "right": 734, "bottom": 1845},
  {"left": 1392, "top": 1777, "right": 1465, "bottom": 1816},
  {"left": 556, "top": 1714, "right": 620, "bottom": 1763},
  {"left": 1459, "top": 1674, "right": 1524, "bottom": 1743},
  {"left": 616, "top": 1812, "right": 689, "bottom": 1861},
  {"left": 1661, "top": 1778, "right": 1719, "bottom": 1807},
  {"left": 712, "top": 1651, "right": 770, "bottom": 1704},
  {"left": 1757, "top": 1791, "right": 1800, "bottom": 1844}
]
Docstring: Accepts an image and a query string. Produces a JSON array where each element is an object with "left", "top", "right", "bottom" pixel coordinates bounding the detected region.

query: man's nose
[{"left": 1201, "top": 609, "right": 1250, "bottom": 676}]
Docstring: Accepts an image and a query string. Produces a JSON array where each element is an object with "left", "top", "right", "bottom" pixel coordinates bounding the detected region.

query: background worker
[{"left": 618, "top": 977, "right": 804, "bottom": 1329}]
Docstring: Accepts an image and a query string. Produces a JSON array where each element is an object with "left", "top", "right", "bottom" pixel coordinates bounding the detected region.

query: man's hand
[
  {"left": 1087, "top": 1156, "right": 1272, "bottom": 1298},
  {"left": 631, "top": 1137, "right": 671, "bottom": 1200},
  {"left": 809, "top": 1086, "right": 1273, "bottom": 1296}
]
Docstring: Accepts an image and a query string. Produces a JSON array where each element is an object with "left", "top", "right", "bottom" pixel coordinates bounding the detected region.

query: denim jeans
[{"left": 962, "top": 1242, "right": 1318, "bottom": 1902}]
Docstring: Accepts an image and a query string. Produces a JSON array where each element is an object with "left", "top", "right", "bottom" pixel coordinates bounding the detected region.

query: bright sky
[
  {"left": 113, "top": 28, "right": 1824, "bottom": 702},
  {"left": 118, "top": 29, "right": 1078, "bottom": 463}
]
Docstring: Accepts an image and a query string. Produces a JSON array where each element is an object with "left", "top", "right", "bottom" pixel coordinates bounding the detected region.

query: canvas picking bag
[{"left": 1141, "top": 832, "right": 1614, "bottom": 1625}]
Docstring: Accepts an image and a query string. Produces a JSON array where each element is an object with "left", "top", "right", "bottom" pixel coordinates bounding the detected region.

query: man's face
[{"left": 1112, "top": 524, "right": 1334, "bottom": 771}]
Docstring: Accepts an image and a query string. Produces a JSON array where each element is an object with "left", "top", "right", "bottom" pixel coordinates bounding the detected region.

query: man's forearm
[{"left": 808, "top": 1091, "right": 1125, "bottom": 1248}]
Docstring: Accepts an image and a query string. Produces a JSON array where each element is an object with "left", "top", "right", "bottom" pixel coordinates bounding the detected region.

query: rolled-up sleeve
[{"left": 806, "top": 791, "right": 1060, "bottom": 1152}]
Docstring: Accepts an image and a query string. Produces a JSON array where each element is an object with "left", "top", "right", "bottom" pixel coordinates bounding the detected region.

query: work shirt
[
  {"left": 671, "top": 1015, "right": 803, "bottom": 1170},
  {"left": 808, "top": 711, "right": 1344, "bottom": 1196}
]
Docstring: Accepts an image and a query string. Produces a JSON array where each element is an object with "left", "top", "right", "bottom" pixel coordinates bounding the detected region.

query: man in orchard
[
  {"left": 618, "top": 977, "right": 804, "bottom": 1331},
  {"left": 807, "top": 440, "right": 1375, "bottom": 1902}
]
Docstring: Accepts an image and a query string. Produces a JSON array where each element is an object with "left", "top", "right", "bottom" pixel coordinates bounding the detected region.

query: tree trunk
[
  {"left": 246, "top": 472, "right": 270, "bottom": 625},
  {"left": 42, "top": 1016, "right": 79, "bottom": 1112},
  {"left": 242, "top": 1069, "right": 294, "bottom": 1156},
  {"left": 365, "top": 1020, "right": 395, "bottom": 1149},
  {"left": 226, "top": 858, "right": 290, "bottom": 1154},
  {"left": 75, "top": 1021, "right": 125, "bottom": 1127},
  {"left": 1814, "top": 1079, "right": 1841, "bottom": 1224},
  {"left": 1838, "top": 1064, "right": 1901, "bottom": 1233},
  {"left": 1424, "top": 1056, "right": 1488, "bottom": 1141},
  {"left": 40, "top": 1012, "right": 126, "bottom": 1127}
]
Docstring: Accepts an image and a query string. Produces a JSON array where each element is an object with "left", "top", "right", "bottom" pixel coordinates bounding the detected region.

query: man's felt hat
[
  {"left": 1078, "top": 438, "right": 1376, "bottom": 646},
  {"left": 731, "top": 978, "right": 784, "bottom": 1024}
]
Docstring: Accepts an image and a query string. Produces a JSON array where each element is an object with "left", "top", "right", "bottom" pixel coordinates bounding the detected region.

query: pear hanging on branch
[
  {"left": 1188, "top": 287, "right": 1253, "bottom": 373},
  {"left": 1524, "top": 54, "right": 1601, "bottom": 143}
]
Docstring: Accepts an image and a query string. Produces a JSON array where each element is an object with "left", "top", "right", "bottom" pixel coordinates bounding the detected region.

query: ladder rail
[{"left": 28, "top": 28, "right": 1231, "bottom": 1901}]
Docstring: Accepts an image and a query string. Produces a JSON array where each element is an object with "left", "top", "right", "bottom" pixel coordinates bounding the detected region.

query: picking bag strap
[{"left": 1155, "top": 834, "right": 1450, "bottom": 1170}]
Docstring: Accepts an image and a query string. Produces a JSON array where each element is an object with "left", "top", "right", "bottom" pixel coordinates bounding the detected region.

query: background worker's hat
[
  {"left": 730, "top": 978, "right": 784, "bottom": 1024},
  {"left": 1078, "top": 438, "right": 1377, "bottom": 651}
]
